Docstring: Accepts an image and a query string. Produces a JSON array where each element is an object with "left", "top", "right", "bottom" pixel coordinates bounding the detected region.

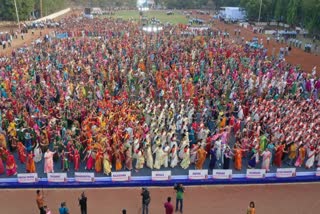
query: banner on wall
[
  {"left": 47, "top": 173, "right": 68, "bottom": 182},
  {"left": 276, "top": 168, "right": 296, "bottom": 178},
  {"left": 17, "top": 173, "right": 38, "bottom": 183},
  {"left": 188, "top": 170, "right": 208, "bottom": 180},
  {"left": 316, "top": 168, "right": 320, "bottom": 176},
  {"left": 111, "top": 171, "right": 131, "bottom": 181},
  {"left": 75, "top": 172, "right": 95, "bottom": 182},
  {"left": 152, "top": 171, "right": 171, "bottom": 181},
  {"left": 246, "top": 169, "right": 266, "bottom": 179},
  {"left": 212, "top": 170, "right": 232, "bottom": 179}
]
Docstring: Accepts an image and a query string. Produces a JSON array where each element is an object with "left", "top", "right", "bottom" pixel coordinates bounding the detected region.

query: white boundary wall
[{"left": 32, "top": 8, "right": 71, "bottom": 22}]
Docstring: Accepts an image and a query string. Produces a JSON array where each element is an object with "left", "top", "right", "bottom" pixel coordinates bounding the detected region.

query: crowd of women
[{"left": 0, "top": 15, "right": 319, "bottom": 177}]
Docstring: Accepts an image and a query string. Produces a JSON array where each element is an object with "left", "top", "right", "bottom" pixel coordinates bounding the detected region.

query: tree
[
  {"left": 0, "top": 0, "right": 35, "bottom": 21},
  {"left": 0, "top": 0, "right": 16, "bottom": 21},
  {"left": 302, "top": 0, "right": 320, "bottom": 33},
  {"left": 286, "top": 0, "right": 302, "bottom": 26},
  {"left": 274, "top": 0, "right": 286, "bottom": 22},
  {"left": 240, "top": 0, "right": 272, "bottom": 22}
]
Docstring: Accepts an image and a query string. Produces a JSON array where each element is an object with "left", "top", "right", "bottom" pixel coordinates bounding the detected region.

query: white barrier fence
[
  {"left": 14, "top": 168, "right": 320, "bottom": 183},
  {"left": 29, "top": 8, "right": 71, "bottom": 23}
]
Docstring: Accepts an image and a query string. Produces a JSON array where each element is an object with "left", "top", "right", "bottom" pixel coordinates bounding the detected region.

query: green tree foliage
[
  {"left": 301, "top": 0, "right": 320, "bottom": 33},
  {"left": 240, "top": 0, "right": 272, "bottom": 22},
  {"left": 274, "top": 0, "right": 286, "bottom": 21},
  {"left": 0, "top": 0, "right": 35, "bottom": 21},
  {"left": 0, "top": 0, "right": 66, "bottom": 21},
  {"left": 286, "top": 0, "right": 302, "bottom": 26}
]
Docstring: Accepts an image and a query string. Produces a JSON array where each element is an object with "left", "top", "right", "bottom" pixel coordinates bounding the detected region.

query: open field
[{"left": 111, "top": 10, "right": 189, "bottom": 25}]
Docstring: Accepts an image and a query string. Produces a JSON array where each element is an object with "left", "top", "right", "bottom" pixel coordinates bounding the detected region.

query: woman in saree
[
  {"left": 180, "top": 145, "right": 190, "bottom": 169},
  {"left": 60, "top": 150, "right": 70, "bottom": 172},
  {"left": 33, "top": 142, "right": 42, "bottom": 163},
  {"left": 26, "top": 151, "right": 36, "bottom": 173},
  {"left": 6, "top": 153, "right": 17, "bottom": 176},
  {"left": 153, "top": 144, "right": 164, "bottom": 169},
  {"left": 294, "top": 144, "right": 306, "bottom": 167},
  {"left": 84, "top": 146, "right": 94, "bottom": 170},
  {"left": 274, "top": 142, "right": 286, "bottom": 167},
  {"left": 248, "top": 149, "right": 259, "bottom": 169},
  {"left": 95, "top": 149, "right": 103, "bottom": 173},
  {"left": 72, "top": 148, "right": 80, "bottom": 171},
  {"left": 103, "top": 151, "right": 112, "bottom": 175},
  {"left": 44, "top": 148, "right": 56, "bottom": 173},
  {"left": 124, "top": 147, "right": 133, "bottom": 170},
  {"left": 305, "top": 146, "right": 316, "bottom": 169},
  {"left": 261, "top": 148, "right": 271, "bottom": 172},
  {"left": 17, "top": 141, "right": 27, "bottom": 164},
  {"left": 114, "top": 148, "right": 123, "bottom": 171},
  {"left": 234, "top": 145, "right": 246, "bottom": 171},
  {"left": 195, "top": 146, "right": 207, "bottom": 169},
  {"left": 190, "top": 143, "right": 199, "bottom": 164},
  {"left": 223, "top": 146, "right": 234, "bottom": 169},
  {"left": 0, "top": 156, "right": 4, "bottom": 174},
  {"left": 209, "top": 145, "right": 217, "bottom": 170},
  {"left": 135, "top": 147, "right": 145, "bottom": 172},
  {"left": 145, "top": 144, "right": 153, "bottom": 169},
  {"left": 170, "top": 144, "right": 178, "bottom": 168}
]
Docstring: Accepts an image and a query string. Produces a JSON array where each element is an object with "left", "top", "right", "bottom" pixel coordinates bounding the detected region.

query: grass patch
[{"left": 108, "top": 10, "right": 188, "bottom": 25}]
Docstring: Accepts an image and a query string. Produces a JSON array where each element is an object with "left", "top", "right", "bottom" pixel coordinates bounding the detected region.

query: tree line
[
  {"left": 1, "top": 0, "right": 319, "bottom": 34},
  {"left": 161, "top": 0, "right": 319, "bottom": 33},
  {"left": 0, "top": 0, "right": 66, "bottom": 21},
  {"left": 240, "top": 0, "right": 320, "bottom": 33}
]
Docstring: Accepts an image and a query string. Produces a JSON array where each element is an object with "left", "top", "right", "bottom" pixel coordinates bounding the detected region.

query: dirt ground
[
  {"left": 213, "top": 20, "right": 320, "bottom": 74},
  {"left": 0, "top": 183, "right": 319, "bottom": 214}
]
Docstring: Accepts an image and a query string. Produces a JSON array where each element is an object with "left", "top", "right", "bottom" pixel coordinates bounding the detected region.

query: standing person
[
  {"left": 44, "top": 148, "right": 56, "bottom": 173},
  {"left": 141, "top": 187, "right": 150, "bottom": 214},
  {"left": 195, "top": 145, "right": 207, "bottom": 169},
  {"left": 44, "top": 206, "right": 52, "bottom": 214},
  {"left": 174, "top": 183, "right": 185, "bottom": 213},
  {"left": 209, "top": 145, "right": 217, "bottom": 170},
  {"left": 36, "top": 190, "right": 46, "bottom": 214},
  {"left": 180, "top": 145, "right": 190, "bottom": 169},
  {"left": 78, "top": 192, "right": 87, "bottom": 214},
  {"left": 223, "top": 146, "right": 233, "bottom": 169},
  {"left": 295, "top": 144, "right": 306, "bottom": 167},
  {"left": 164, "top": 197, "right": 173, "bottom": 214},
  {"left": 59, "top": 202, "right": 70, "bottom": 214},
  {"left": 305, "top": 146, "right": 316, "bottom": 169},
  {"left": 261, "top": 148, "right": 271, "bottom": 172},
  {"left": 274, "top": 143, "right": 286, "bottom": 167},
  {"left": 6, "top": 153, "right": 17, "bottom": 176},
  {"left": 247, "top": 201, "right": 256, "bottom": 214},
  {"left": 26, "top": 151, "right": 36, "bottom": 173}
]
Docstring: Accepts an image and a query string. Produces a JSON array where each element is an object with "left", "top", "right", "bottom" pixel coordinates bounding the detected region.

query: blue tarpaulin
[{"left": 56, "top": 32, "right": 68, "bottom": 39}]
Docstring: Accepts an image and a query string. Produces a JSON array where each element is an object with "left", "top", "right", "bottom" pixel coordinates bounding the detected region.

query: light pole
[
  {"left": 13, "top": 0, "right": 20, "bottom": 30},
  {"left": 258, "top": 0, "right": 262, "bottom": 24}
]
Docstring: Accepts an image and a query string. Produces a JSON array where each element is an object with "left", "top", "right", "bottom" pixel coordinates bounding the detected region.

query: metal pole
[
  {"left": 13, "top": 0, "right": 20, "bottom": 30},
  {"left": 258, "top": 0, "right": 262, "bottom": 24},
  {"left": 40, "top": 0, "right": 43, "bottom": 18}
]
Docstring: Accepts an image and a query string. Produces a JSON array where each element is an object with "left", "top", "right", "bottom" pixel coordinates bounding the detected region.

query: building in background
[
  {"left": 137, "top": 0, "right": 155, "bottom": 10},
  {"left": 219, "top": 7, "right": 246, "bottom": 22}
]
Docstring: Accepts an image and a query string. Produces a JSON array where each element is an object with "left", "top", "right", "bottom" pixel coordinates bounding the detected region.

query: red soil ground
[
  {"left": 208, "top": 17, "right": 320, "bottom": 74},
  {"left": 0, "top": 183, "right": 319, "bottom": 214}
]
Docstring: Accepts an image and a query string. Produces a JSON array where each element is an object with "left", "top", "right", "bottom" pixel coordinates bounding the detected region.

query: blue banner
[{"left": 56, "top": 32, "right": 68, "bottom": 39}]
